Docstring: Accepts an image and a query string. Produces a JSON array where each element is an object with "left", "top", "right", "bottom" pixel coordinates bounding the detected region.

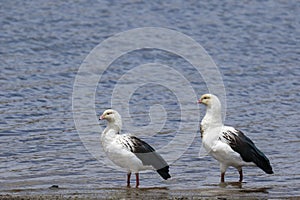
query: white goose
[
  {"left": 99, "top": 109, "right": 171, "bottom": 188},
  {"left": 198, "top": 94, "right": 273, "bottom": 182}
]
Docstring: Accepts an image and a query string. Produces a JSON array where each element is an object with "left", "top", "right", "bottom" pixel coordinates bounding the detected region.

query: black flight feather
[
  {"left": 222, "top": 129, "right": 273, "bottom": 174},
  {"left": 121, "top": 135, "right": 171, "bottom": 179}
]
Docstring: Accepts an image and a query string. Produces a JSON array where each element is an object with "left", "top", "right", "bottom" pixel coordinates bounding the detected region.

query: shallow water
[{"left": 1, "top": 0, "right": 299, "bottom": 199}]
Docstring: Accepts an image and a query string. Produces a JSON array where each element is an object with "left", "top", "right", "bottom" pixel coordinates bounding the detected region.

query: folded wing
[
  {"left": 221, "top": 128, "right": 273, "bottom": 174},
  {"left": 119, "top": 135, "right": 171, "bottom": 180}
]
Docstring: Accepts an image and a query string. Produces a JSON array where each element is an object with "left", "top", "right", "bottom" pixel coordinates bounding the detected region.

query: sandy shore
[{"left": 0, "top": 184, "right": 298, "bottom": 200}]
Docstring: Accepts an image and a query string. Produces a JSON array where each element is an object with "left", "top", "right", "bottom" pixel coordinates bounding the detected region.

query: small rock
[{"left": 49, "top": 185, "right": 59, "bottom": 189}]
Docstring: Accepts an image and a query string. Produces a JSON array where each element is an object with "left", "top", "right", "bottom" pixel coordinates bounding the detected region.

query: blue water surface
[{"left": 0, "top": 0, "right": 299, "bottom": 198}]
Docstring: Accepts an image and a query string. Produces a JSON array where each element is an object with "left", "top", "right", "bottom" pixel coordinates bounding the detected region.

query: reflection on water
[{"left": 0, "top": 0, "right": 299, "bottom": 199}]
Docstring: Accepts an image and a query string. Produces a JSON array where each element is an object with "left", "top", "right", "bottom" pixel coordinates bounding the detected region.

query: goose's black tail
[
  {"left": 157, "top": 166, "right": 171, "bottom": 180},
  {"left": 251, "top": 147, "right": 274, "bottom": 174}
]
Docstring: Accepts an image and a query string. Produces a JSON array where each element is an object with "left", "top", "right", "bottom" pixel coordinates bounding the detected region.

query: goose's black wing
[
  {"left": 120, "top": 135, "right": 171, "bottom": 180},
  {"left": 222, "top": 128, "right": 273, "bottom": 174}
]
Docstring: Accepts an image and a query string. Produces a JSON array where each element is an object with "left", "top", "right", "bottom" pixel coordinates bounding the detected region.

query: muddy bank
[{"left": 0, "top": 185, "right": 297, "bottom": 200}]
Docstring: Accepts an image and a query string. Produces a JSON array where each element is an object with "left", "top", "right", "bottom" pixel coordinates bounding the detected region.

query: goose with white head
[
  {"left": 198, "top": 94, "right": 273, "bottom": 183},
  {"left": 99, "top": 109, "right": 171, "bottom": 188}
]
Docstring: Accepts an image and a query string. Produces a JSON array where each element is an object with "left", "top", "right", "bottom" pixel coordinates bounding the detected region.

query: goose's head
[
  {"left": 198, "top": 94, "right": 221, "bottom": 109},
  {"left": 99, "top": 109, "right": 121, "bottom": 123}
]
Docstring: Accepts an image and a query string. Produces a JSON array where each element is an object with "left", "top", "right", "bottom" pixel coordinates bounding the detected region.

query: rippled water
[{"left": 1, "top": 0, "right": 299, "bottom": 199}]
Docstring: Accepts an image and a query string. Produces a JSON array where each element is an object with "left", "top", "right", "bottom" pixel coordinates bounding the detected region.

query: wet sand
[{"left": 1, "top": 183, "right": 298, "bottom": 200}]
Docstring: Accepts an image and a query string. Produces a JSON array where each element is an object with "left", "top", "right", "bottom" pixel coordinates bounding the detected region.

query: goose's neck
[
  {"left": 101, "top": 119, "right": 122, "bottom": 145},
  {"left": 107, "top": 117, "right": 122, "bottom": 133},
  {"left": 107, "top": 122, "right": 121, "bottom": 133},
  {"left": 202, "top": 103, "right": 223, "bottom": 130}
]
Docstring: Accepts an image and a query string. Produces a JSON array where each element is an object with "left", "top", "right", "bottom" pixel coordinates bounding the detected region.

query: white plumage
[
  {"left": 99, "top": 109, "right": 170, "bottom": 188},
  {"left": 198, "top": 94, "right": 273, "bottom": 182}
]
